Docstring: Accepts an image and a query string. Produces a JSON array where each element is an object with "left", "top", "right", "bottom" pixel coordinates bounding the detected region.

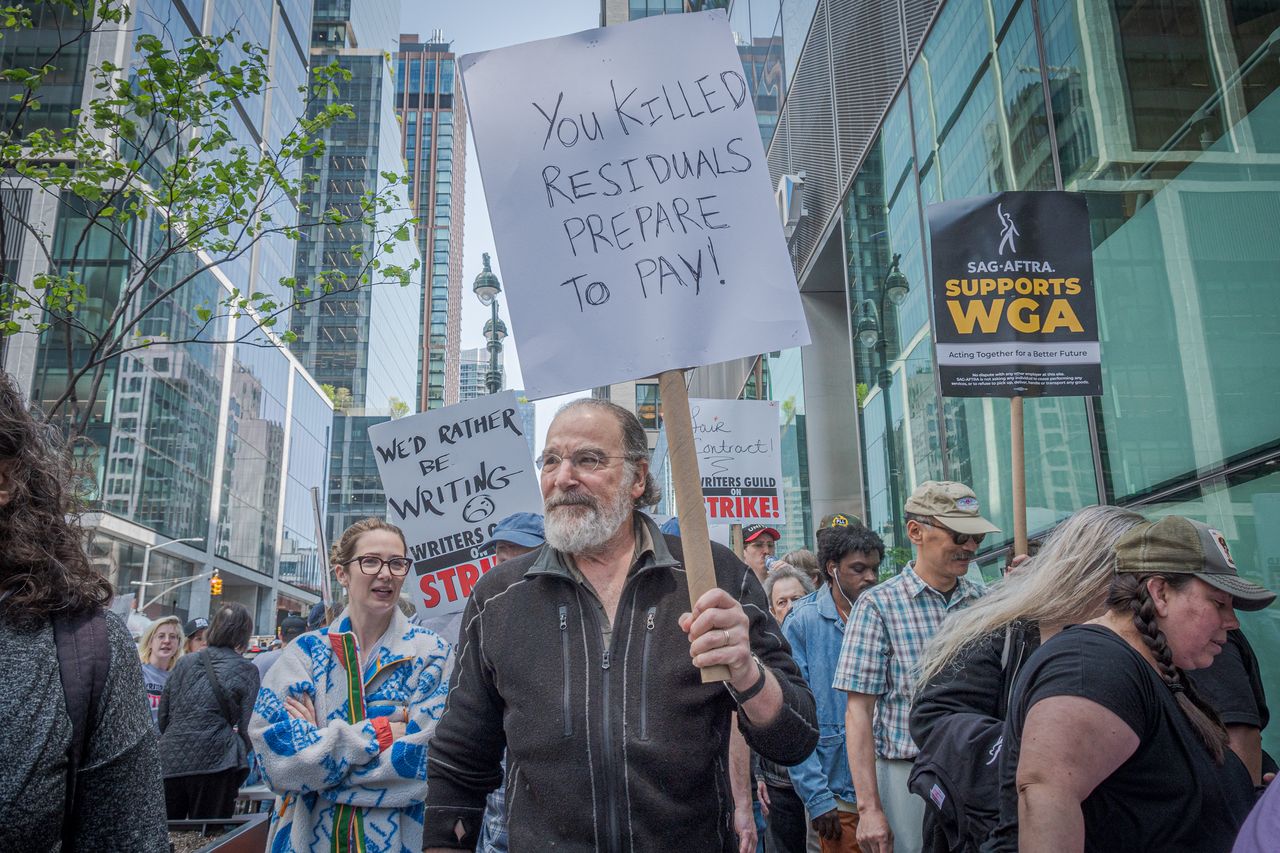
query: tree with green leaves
[
  {"left": 321, "top": 383, "right": 353, "bottom": 413},
  {"left": 0, "top": 0, "right": 417, "bottom": 436}
]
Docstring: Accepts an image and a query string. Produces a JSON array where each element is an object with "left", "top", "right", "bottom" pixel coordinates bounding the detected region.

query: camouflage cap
[
  {"left": 817, "top": 512, "right": 863, "bottom": 531},
  {"left": 1115, "top": 516, "right": 1275, "bottom": 611}
]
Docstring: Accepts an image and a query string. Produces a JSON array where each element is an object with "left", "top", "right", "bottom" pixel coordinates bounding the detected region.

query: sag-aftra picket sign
[{"left": 927, "top": 191, "right": 1101, "bottom": 398}]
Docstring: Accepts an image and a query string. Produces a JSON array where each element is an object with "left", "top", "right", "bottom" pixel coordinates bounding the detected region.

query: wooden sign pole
[
  {"left": 730, "top": 524, "right": 744, "bottom": 559},
  {"left": 1011, "top": 396, "right": 1029, "bottom": 556},
  {"left": 658, "top": 369, "right": 732, "bottom": 683}
]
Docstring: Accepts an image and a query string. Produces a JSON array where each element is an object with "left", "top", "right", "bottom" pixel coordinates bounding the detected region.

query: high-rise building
[
  {"left": 684, "top": 0, "right": 1280, "bottom": 756},
  {"left": 600, "top": 0, "right": 727, "bottom": 26},
  {"left": 395, "top": 33, "right": 466, "bottom": 411},
  {"left": 596, "top": 0, "right": 783, "bottom": 487},
  {"left": 458, "top": 346, "right": 504, "bottom": 402},
  {"left": 1, "top": 0, "right": 334, "bottom": 630},
  {"left": 594, "top": 2, "right": 727, "bottom": 457},
  {"left": 290, "top": 0, "right": 423, "bottom": 541},
  {"left": 511, "top": 391, "right": 538, "bottom": 457},
  {"left": 600, "top": 3, "right": 779, "bottom": 144}
]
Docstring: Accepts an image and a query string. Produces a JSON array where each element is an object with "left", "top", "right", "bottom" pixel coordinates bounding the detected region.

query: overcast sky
[{"left": 398, "top": 0, "right": 600, "bottom": 449}]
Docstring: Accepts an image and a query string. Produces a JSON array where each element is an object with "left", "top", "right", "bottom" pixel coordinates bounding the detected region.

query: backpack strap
[
  {"left": 52, "top": 607, "right": 110, "bottom": 850},
  {"left": 201, "top": 649, "right": 237, "bottom": 725}
]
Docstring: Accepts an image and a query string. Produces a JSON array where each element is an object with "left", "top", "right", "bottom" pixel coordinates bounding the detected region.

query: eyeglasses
[
  {"left": 347, "top": 555, "right": 414, "bottom": 576},
  {"left": 914, "top": 519, "right": 985, "bottom": 547},
  {"left": 535, "top": 450, "right": 631, "bottom": 473}
]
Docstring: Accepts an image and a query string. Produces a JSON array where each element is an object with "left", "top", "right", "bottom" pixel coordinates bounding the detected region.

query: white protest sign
[
  {"left": 368, "top": 392, "right": 543, "bottom": 641},
  {"left": 459, "top": 10, "right": 809, "bottom": 400},
  {"left": 689, "top": 398, "right": 784, "bottom": 525}
]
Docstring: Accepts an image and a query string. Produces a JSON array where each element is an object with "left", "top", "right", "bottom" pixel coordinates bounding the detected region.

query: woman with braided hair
[{"left": 989, "top": 515, "right": 1275, "bottom": 852}]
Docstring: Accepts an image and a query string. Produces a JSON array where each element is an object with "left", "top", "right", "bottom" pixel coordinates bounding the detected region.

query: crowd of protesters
[{"left": 2, "top": 373, "right": 1279, "bottom": 853}]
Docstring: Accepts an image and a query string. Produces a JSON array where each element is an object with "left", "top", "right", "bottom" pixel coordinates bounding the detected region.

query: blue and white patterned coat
[{"left": 250, "top": 608, "right": 452, "bottom": 853}]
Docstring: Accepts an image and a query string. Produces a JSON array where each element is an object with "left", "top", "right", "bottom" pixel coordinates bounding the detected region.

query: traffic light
[{"left": 210, "top": 572, "right": 223, "bottom": 597}]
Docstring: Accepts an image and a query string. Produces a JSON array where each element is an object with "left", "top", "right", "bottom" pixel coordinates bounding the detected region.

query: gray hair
[
  {"left": 764, "top": 562, "right": 815, "bottom": 602},
  {"left": 780, "top": 549, "right": 819, "bottom": 581},
  {"left": 554, "top": 398, "right": 662, "bottom": 507}
]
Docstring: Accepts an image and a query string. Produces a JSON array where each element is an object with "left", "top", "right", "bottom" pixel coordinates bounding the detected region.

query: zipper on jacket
[
  {"left": 559, "top": 605, "right": 572, "bottom": 737},
  {"left": 639, "top": 606, "right": 657, "bottom": 741},
  {"left": 585, "top": 596, "right": 623, "bottom": 853}
]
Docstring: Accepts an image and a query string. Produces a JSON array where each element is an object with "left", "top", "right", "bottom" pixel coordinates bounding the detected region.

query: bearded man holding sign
[{"left": 424, "top": 400, "right": 818, "bottom": 851}]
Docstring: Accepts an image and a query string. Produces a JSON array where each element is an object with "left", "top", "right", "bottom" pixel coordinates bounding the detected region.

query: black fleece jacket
[{"left": 423, "top": 513, "right": 819, "bottom": 852}]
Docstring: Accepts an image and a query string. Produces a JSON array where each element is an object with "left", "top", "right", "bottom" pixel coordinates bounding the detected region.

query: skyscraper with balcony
[
  {"left": 290, "top": 0, "right": 422, "bottom": 539},
  {"left": 395, "top": 33, "right": 466, "bottom": 410}
]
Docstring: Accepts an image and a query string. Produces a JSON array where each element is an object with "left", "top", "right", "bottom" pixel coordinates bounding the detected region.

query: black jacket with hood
[
  {"left": 908, "top": 620, "right": 1041, "bottom": 853},
  {"left": 423, "top": 513, "right": 819, "bottom": 852}
]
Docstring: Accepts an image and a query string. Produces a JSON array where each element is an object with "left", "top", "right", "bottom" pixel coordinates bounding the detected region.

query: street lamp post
[
  {"left": 472, "top": 253, "right": 507, "bottom": 395},
  {"left": 137, "top": 536, "right": 204, "bottom": 612},
  {"left": 140, "top": 570, "right": 215, "bottom": 612},
  {"left": 856, "top": 253, "right": 911, "bottom": 552}
]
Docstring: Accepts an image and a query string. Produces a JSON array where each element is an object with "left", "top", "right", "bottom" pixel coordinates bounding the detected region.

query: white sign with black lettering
[
  {"left": 459, "top": 10, "right": 809, "bottom": 400},
  {"left": 689, "top": 398, "right": 784, "bottom": 525},
  {"left": 368, "top": 392, "right": 543, "bottom": 641}
]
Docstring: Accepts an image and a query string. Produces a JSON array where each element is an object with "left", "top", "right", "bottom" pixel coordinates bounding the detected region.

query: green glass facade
[
  {"left": 3, "top": 0, "right": 333, "bottom": 629},
  {"left": 756, "top": 0, "right": 1280, "bottom": 756}
]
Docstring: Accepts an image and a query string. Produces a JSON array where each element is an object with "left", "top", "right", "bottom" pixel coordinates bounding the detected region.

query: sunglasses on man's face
[{"left": 915, "top": 519, "right": 985, "bottom": 547}]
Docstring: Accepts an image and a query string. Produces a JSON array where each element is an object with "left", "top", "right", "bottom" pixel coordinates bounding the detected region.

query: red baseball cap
[{"left": 743, "top": 524, "right": 780, "bottom": 543}]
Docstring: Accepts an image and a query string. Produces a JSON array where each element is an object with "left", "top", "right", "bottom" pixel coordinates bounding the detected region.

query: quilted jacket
[{"left": 158, "top": 645, "right": 260, "bottom": 777}]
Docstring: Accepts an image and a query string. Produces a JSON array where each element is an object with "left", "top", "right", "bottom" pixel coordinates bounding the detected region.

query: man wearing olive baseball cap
[{"left": 833, "top": 481, "right": 995, "bottom": 853}]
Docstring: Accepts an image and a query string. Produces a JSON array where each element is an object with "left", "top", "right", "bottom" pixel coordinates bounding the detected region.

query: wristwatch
[{"left": 726, "top": 654, "right": 768, "bottom": 704}]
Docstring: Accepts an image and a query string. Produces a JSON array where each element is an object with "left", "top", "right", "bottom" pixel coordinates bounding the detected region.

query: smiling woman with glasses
[
  {"left": 347, "top": 554, "right": 415, "bottom": 576},
  {"left": 250, "top": 518, "right": 454, "bottom": 852}
]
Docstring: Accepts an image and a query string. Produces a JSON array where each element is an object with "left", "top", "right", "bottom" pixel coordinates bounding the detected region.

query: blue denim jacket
[{"left": 781, "top": 588, "right": 856, "bottom": 817}]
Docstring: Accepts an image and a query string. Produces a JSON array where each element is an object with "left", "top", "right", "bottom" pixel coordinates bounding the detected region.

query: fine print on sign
[
  {"left": 689, "top": 398, "right": 784, "bottom": 524},
  {"left": 459, "top": 10, "right": 809, "bottom": 400},
  {"left": 367, "top": 393, "right": 543, "bottom": 641},
  {"left": 926, "top": 191, "right": 1101, "bottom": 397}
]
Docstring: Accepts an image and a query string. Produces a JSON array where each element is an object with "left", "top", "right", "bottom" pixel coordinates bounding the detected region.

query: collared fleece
[
  {"left": 250, "top": 608, "right": 452, "bottom": 853},
  {"left": 424, "top": 512, "right": 819, "bottom": 852}
]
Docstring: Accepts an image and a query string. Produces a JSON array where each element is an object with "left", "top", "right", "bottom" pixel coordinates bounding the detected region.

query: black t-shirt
[
  {"left": 1188, "top": 628, "right": 1275, "bottom": 775},
  {"left": 1188, "top": 629, "right": 1269, "bottom": 729},
  {"left": 995, "top": 625, "right": 1255, "bottom": 853}
]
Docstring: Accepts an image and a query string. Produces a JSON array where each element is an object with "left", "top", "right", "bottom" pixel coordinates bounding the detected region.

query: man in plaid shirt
[{"left": 833, "top": 482, "right": 995, "bottom": 853}]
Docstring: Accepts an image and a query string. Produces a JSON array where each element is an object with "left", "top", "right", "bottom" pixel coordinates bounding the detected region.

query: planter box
[{"left": 168, "top": 813, "right": 269, "bottom": 853}]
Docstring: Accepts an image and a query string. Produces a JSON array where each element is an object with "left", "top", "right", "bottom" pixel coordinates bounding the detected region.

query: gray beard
[{"left": 544, "top": 486, "right": 635, "bottom": 556}]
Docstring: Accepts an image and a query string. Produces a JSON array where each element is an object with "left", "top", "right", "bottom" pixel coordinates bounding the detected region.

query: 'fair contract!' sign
[
  {"left": 689, "top": 398, "right": 784, "bottom": 525},
  {"left": 459, "top": 11, "right": 809, "bottom": 399},
  {"left": 368, "top": 393, "right": 543, "bottom": 641}
]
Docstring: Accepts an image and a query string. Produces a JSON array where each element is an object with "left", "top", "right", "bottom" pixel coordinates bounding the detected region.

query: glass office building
[
  {"left": 687, "top": 0, "right": 1279, "bottom": 755},
  {"left": 395, "top": 33, "right": 466, "bottom": 411},
  {"left": 290, "top": 0, "right": 422, "bottom": 541},
  {"left": 458, "top": 346, "right": 505, "bottom": 402},
  {"left": 1, "top": 0, "right": 333, "bottom": 630}
]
